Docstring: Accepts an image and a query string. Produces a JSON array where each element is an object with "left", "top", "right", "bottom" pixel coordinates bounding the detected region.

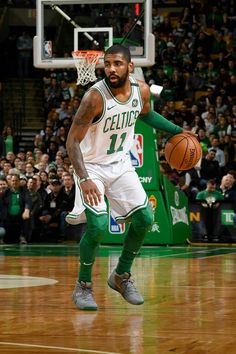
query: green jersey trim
[
  {"left": 115, "top": 195, "right": 149, "bottom": 222},
  {"left": 88, "top": 87, "right": 106, "bottom": 125},
  {"left": 103, "top": 77, "right": 135, "bottom": 105}
]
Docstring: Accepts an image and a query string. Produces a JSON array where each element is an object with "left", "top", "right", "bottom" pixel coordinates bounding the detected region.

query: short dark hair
[
  {"left": 49, "top": 176, "right": 61, "bottom": 185},
  {"left": 207, "top": 179, "right": 216, "bottom": 185},
  {"left": 104, "top": 44, "right": 131, "bottom": 63}
]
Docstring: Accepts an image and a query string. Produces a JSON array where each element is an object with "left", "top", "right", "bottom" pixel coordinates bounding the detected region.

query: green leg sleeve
[
  {"left": 78, "top": 209, "right": 108, "bottom": 282},
  {"left": 116, "top": 204, "right": 153, "bottom": 275}
]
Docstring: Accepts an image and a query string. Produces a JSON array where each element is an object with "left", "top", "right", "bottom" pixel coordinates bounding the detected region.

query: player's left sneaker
[
  {"left": 107, "top": 270, "right": 144, "bottom": 305},
  {"left": 66, "top": 211, "right": 86, "bottom": 225}
]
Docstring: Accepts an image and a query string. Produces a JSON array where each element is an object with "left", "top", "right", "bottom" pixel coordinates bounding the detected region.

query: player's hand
[
  {"left": 80, "top": 179, "right": 102, "bottom": 206},
  {"left": 182, "top": 130, "right": 198, "bottom": 138}
]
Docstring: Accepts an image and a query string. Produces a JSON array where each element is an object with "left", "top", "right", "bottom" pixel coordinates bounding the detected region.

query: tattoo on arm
[
  {"left": 66, "top": 90, "right": 102, "bottom": 179},
  {"left": 73, "top": 92, "right": 98, "bottom": 127},
  {"left": 67, "top": 137, "right": 89, "bottom": 179},
  {"left": 67, "top": 90, "right": 103, "bottom": 178}
]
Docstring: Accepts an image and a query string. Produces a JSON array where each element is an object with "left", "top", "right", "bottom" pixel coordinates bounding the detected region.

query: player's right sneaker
[
  {"left": 108, "top": 270, "right": 144, "bottom": 305},
  {"left": 72, "top": 281, "right": 98, "bottom": 311}
]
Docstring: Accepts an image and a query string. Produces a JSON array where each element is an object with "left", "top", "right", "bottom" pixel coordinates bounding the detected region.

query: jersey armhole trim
[{"left": 89, "top": 87, "right": 106, "bottom": 125}]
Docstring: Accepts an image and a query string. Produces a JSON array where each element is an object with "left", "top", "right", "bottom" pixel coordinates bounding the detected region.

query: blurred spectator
[
  {"left": 176, "top": 167, "right": 200, "bottom": 200},
  {"left": 206, "top": 7, "right": 223, "bottom": 30},
  {"left": 159, "top": 16, "right": 173, "bottom": 35},
  {"left": 17, "top": 160, "right": 26, "bottom": 175},
  {"left": 60, "top": 173, "right": 75, "bottom": 240},
  {"left": 208, "top": 137, "right": 226, "bottom": 174},
  {"left": 197, "top": 128, "right": 210, "bottom": 147},
  {"left": 211, "top": 31, "right": 227, "bottom": 54},
  {"left": 16, "top": 31, "right": 33, "bottom": 77},
  {"left": 27, "top": 177, "right": 43, "bottom": 241},
  {"left": 25, "top": 162, "right": 36, "bottom": 179},
  {"left": 214, "top": 96, "right": 228, "bottom": 116},
  {"left": 33, "top": 134, "right": 45, "bottom": 152},
  {"left": 213, "top": 114, "right": 230, "bottom": 139},
  {"left": 0, "top": 178, "right": 8, "bottom": 196},
  {"left": 19, "top": 174, "right": 28, "bottom": 188},
  {"left": 191, "top": 115, "right": 205, "bottom": 134},
  {"left": 222, "top": 135, "right": 236, "bottom": 170},
  {"left": 56, "top": 101, "right": 68, "bottom": 122},
  {"left": 227, "top": 116, "right": 236, "bottom": 142},
  {"left": 41, "top": 125, "right": 54, "bottom": 151},
  {"left": 60, "top": 79, "right": 74, "bottom": 102},
  {"left": 185, "top": 69, "right": 205, "bottom": 98},
  {"left": 199, "top": 149, "right": 221, "bottom": 188},
  {"left": 162, "top": 42, "right": 177, "bottom": 63},
  {"left": 1, "top": 174, "right": 31, "bottom": 244},
  {"left": 196, "top": 179, "right": 224, "bottom": 242},
  {"left": 226, "top": 75, "right": 236, "bottom": 103},
  {"left": 152, "top": 7, "right": 164, "bottom": 31},
  {"left": 171, "top": 68, "right": 186, "bottom": 100},
  {"left": 219, "top": 173, "right": 236, "bottom": 200},
  {"left": 2, "top": 126, "right": 18, "bottom": 154},
  {"left": 39, "top": 176, "right": 65, "bottom": 241},
  {"left": 44, "top": 78, "right": 61, "bottom": 113},
  {"left": 56, "top": 126, "right": 67, "bottom": 154}
]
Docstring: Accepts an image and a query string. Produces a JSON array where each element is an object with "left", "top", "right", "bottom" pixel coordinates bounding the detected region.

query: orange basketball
[{"left": 164, "top": 133, "right": 202, "bottom": 170}]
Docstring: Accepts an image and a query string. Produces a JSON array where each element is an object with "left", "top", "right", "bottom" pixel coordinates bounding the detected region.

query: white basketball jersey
[{"left": 80, "top": 76, "right": 143, "bottom": 164}]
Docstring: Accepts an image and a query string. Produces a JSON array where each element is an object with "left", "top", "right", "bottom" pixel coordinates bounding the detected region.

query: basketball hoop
[{"left": 72, "top": 50, "right": 103, "bottom": 86}]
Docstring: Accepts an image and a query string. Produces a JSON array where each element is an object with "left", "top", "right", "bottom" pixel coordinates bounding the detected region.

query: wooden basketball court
[{"left": 0, "top": 244, "right": 236, "bottom": 354}]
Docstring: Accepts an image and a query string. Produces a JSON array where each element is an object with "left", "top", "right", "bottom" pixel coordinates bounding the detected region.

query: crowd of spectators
[{"left": 0, "top": 0, "right": 236, "bottom": 244}]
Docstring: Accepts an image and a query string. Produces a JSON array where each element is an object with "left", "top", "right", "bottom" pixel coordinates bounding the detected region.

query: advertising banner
[{"left": 189, "top": 202, "right": 236, "bottom": 242}]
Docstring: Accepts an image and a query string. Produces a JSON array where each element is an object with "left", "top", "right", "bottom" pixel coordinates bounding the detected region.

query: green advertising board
[{"left": 101, "top": 119, "right": 191, "bottom": 245}]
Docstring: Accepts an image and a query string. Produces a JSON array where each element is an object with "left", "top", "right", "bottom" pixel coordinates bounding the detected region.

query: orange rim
[{"left": 72, "top": 50, "right": 103, "bottom": 58}]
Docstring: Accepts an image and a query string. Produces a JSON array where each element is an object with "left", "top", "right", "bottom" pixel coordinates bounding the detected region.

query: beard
[{"left": 105, "top": 69, "right": 129, "bottom": 89}]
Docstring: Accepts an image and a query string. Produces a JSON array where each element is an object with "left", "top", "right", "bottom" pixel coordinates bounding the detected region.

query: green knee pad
[{"left": 131, "top": 204, "right": 154, "bottom": 233}]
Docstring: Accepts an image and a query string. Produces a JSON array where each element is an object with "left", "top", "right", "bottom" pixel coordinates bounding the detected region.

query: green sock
[
  {"left": 116, "top": 205, "right": 153, "bottom": 275},
  {"left": 78, "top": 210, "right": 108, "bottom": 283},
  {"left": 116, "top": 224, "right": 144, "bottom": 275}
]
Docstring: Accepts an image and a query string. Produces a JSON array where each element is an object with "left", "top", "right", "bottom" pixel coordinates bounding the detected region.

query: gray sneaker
[
  {"left": 72, "top": 281, "right": 98, "bottom": 310},
  {"left": 108, "top": 270, "right": 144, "bottom": 305},
  {"left": 20, "top": 236, "right": 27, "bottom": 244}
]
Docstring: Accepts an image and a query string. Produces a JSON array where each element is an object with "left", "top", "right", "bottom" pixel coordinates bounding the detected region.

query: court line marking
[
  {"left": 154, "top": 248, "right": 226, "bottom": 258},
  {"left": 0, "top": 342, "right": 120, "bottom": 354},
  {"left": 197, "top": 251, "right": 236, "bottom": 259},
  {"left": 155, "top": 248, "right": 220, "bottom": 259}
]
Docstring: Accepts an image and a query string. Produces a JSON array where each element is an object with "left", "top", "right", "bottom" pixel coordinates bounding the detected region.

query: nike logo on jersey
[
  {"left": 107, "top": 105, "right": 116, "bottom": 110},
  {"left": 82, "top": 262, "right": 93, "bottom": 266}
]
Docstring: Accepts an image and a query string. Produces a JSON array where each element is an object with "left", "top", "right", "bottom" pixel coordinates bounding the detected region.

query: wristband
[{"left": 79, "top": 177, "right": 91, "bottom": 184}]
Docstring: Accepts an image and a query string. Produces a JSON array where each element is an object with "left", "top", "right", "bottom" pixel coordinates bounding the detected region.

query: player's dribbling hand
[
  {"left": 80, "top": 179, "right": 102, "bottom": 206},
  {"left": 182, "top": 130, "right": 198, "bottom": 138}
]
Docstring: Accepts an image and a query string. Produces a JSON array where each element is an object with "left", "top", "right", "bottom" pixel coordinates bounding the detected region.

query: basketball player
[{"left": 66, "top": 44, "right": 195, "bottom": 310}]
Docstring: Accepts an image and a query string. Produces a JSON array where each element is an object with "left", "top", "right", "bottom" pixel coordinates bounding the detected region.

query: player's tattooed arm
[
  {"left": 66, "top": 89, "right": 103, "bottom": 206},
  {"left": 66, "top": 89, "right": 103, "bottom": 179}
]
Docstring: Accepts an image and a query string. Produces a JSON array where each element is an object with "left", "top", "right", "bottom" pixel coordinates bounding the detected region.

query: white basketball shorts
[{"left": 66, "top": 156, "right": 148, "bottom": 224}]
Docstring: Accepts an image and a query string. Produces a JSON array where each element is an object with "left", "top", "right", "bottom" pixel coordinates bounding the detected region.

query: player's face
[{"left": 104, "top": 53, "right": 133, "bottom": 89}]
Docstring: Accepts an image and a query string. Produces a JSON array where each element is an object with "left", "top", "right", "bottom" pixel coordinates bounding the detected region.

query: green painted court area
[{"left": 1, "top": 244, "right": 236, "bottom": 259}]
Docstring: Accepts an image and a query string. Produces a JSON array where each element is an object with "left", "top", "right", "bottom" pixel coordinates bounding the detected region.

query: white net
[{"left": 72, "top": 50, "right": 103, "bottom": 86}]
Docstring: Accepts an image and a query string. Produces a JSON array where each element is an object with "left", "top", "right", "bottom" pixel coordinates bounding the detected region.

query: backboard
[{"left": 34, "top": 0, "right": 155, "bottom": 69}]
